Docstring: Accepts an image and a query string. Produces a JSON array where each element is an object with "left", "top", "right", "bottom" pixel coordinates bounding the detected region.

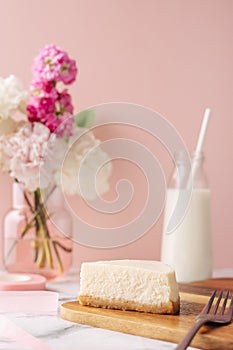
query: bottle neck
[
  {"left": 12, "top": 182, "right": 25, "bottom": 209},
  {"left": 191, "top": 151, "right": 204, "bottom": 167},
  {"left": 12, "top": 184, "right": 65, "bottom": 210},
  {"left": 174, "top": 150, "right": 204, "bottom": 167},
  {"left": 169, "top": 150, "right": 208, "bottom": 189}
]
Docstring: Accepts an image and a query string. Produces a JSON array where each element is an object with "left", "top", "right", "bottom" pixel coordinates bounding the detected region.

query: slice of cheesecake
[{"left": 78, "top": 260, "right": 180, "bottom": 314}]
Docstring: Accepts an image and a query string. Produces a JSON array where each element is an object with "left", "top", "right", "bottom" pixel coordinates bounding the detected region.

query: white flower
[
  {"left": 57, "top": 129, "right": 112, "bottom": 200},
  {"left": 0, "top": 118, "right": 18, "bottom": 169},
  {"left": 0, "top": 117, "right": 17, "bottom": 136},
  {"left": 78, "top": 144, "right": 112, "bottom": 200},
  {"left": 0, "top": 75, "right": 28, "bottom": 119},
  {"left": 40, "top": 136, "right": 68, "bottom": 189}
]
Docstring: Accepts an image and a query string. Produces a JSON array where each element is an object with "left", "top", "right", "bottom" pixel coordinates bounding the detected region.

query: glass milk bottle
[{"left": 161, "top": 151, "right": 212, "bottom": 282}]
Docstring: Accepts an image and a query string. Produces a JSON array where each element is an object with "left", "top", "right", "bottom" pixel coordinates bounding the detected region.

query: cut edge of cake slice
[{"left": 78, "top": 260, "right": 180, "bottom": 315}]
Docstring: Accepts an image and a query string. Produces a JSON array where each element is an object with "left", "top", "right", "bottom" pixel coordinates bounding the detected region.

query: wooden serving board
[{"left": 60, "top": 278, "right": 233, "bottom": 350}]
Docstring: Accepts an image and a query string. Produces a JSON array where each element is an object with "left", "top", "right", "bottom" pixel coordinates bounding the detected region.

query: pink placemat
[{"left": 0, "top": 273, "right": 46, "bottom": 290}]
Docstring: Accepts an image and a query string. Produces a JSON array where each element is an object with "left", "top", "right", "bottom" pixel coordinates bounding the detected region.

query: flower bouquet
[{"left": 0, "top": 45, "right": 112, "bottom": 277}]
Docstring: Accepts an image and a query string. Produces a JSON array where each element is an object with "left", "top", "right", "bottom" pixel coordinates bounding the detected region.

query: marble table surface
[{"left": 0, "top": 268, "right": 232, "bottom": 350}]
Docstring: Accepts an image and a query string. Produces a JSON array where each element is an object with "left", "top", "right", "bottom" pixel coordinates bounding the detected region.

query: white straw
[
  {"left": 195, "top": 108, "right": 211, "bottom": 155},
  {"left": 187, "top": 108, "right": 211, "bottom": 188}
]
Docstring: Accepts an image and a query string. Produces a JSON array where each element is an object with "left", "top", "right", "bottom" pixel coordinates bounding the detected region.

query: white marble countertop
[{"left": 0, "top": 268, "right": 232, "bottom": 350}]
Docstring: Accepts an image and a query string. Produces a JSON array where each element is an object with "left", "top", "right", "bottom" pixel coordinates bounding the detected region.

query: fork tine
[
  {"left": 227, "top": 294, "right": 233, "bottom": 317},
  {"left": 220, "top": 290, "right": 229, "bottom": 315},
  {"left": 200, "top": 290, "right": 216, "bottom": 314},
  {"left": 213, "top": 290, "right": 223, "bottom": 314}
]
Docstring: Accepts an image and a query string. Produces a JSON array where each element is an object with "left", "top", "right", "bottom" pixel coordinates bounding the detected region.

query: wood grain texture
[{"left": 60, "top": 278, "right": 233, "bottom": 350}]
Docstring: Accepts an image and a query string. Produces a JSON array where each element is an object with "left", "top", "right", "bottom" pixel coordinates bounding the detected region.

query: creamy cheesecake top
[{"left": 92, "top": 260, "right": 174, "bottom": 272}]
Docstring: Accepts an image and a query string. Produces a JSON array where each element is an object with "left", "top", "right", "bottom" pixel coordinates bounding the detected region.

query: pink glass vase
[{"left": 3, "top": 183, "right": 73, "bottom": 279}]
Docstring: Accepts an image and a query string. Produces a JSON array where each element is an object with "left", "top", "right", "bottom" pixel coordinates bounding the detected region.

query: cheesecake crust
[{"left": 78, "top": 295, "right": 180, "bottom": 315}]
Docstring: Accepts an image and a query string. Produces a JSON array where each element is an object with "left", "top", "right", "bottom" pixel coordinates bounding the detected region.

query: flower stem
[
  {"left": 35, "top": 189, "right": 53, "bottom": 269},
  {"left": 52, "top": 241, "right": 64, "bottom": 274},
  {"left": 53, "top": 240, "right": 72, "bottom": 253},
  {"left": 36, "top": 243, "right": 46, "bottom": 268},
  {"left": 34, "top": 191, "right": 40, "bottom": 262},
  {"left": 18, "top": 187, "right": 71, "bottom": 275}
]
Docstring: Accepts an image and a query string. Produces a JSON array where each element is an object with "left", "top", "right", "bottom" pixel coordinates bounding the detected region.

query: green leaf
[{"left": 74, "top": 109, "right": 95, "bottom": 128}]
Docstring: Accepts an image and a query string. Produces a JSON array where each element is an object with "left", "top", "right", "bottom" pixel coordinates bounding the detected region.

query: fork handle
[{"left": 175, "top": 319, "right": 206, "bottom": 350}]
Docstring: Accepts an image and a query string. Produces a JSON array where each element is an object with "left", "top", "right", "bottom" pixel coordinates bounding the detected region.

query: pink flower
[
  {"left": 29, "top": 81, "right": 58, "bottom": 107},
  {"left": 39, "top": 112, "right": 74, "bottom": 138},
  {"left": 54, "top": 115, "right": 74, "bottom": 137},
  {"left": 27, "top": 45, "right": 77, "bottom": 137},
  {"left": 33, "top": 45, "right": 77, "bottom": 85},
  {"left": 1, "top": 122, "right": 57, "bottom": 191},
  {"left": 56, "top": 90, "right": 73, "bottom": 114},
  {"left": 27, "top": 89, "right": 74, "bottom": 137}
]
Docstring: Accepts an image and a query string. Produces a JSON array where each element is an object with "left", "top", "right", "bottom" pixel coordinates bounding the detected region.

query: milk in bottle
[{"left": 161, "top": 151, "right": 212, "bottom": 282}]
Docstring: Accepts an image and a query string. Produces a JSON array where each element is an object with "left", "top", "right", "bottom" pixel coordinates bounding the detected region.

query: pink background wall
[{"left": 0, "top": 0, "right": 233, "bottom": 269}]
